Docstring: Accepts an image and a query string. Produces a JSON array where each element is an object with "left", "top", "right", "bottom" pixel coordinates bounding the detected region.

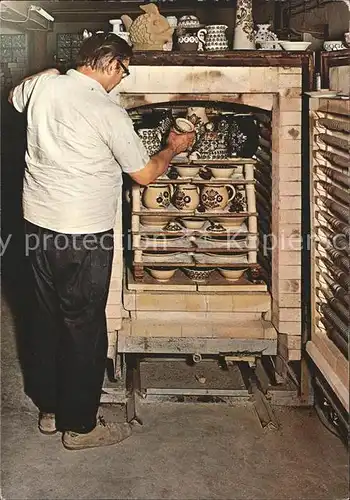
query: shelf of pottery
[{"left": 128, "top": 106, "right": 266, "bottom": 292}]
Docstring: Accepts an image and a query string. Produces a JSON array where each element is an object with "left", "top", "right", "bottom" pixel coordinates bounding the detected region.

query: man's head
[{"left": 76, "top": 32, "right": 133, "bottom": 92}]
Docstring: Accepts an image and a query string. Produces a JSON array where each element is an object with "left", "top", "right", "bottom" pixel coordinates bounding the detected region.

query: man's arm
[
  {"left": 8, "top": 68, "right": 60, "bottom": 108},
  {"left": 129, "top": 130, "right": 195, "bottom": 185}
]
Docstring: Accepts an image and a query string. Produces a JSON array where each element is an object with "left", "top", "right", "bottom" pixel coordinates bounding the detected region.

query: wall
[
  {"left": 289, "top": 1, "right": 350, "bottom": 39},
  {"left": 0, "top": 23, "right": 28, "bottom": 91}
]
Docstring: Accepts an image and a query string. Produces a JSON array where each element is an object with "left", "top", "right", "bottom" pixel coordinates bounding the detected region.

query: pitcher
[
  {"left": 142, "top": 184, "right": 174, "bottom": 209},
  {"left": 173, "top": 184, "right": 200, "bottom": 210},
  {"left": 201, "top": 184, "right": 236, "bottom": 211},
  {"left": 202, "top": 25, "right": 229, "bottom": 51}
]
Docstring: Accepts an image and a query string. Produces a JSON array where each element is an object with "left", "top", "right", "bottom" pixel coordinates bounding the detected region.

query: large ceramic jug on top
[
  {"left": 201, "top": 184, "right": 236, "bottom": 211},
  {"left": 202, "top": 25, "right": 229, "bottom": 51},
  {"left": 142, "top": 184, "right": 174, "bottom": 209},
  {"left": 173, "top": 184, "right": 200, "bottom": 210},
  {"left": 233, "top": 0, "right": 255, "bottom": 49}
]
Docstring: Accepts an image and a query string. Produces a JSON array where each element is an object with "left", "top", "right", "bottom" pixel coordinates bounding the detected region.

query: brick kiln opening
[{"left": 104, "top": 59, "right": 306, "bottom": 376}]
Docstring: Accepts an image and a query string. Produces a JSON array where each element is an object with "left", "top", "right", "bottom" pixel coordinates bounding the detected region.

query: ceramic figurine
[
  {"left": 233, "top": 0, "right": 255, "bottom": 49},
  {"left": 121, "top": 4, "right": 174, "bottom": 51}
]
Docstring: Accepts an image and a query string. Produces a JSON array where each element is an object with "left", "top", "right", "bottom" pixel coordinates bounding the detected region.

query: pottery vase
[{"left": 233, "top": 0, "right": 255, "bottom": 49}]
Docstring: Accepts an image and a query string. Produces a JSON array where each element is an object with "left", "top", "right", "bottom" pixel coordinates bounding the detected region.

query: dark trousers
[{"left": 24, "top": 221, "right": 114, "bottom": 433}]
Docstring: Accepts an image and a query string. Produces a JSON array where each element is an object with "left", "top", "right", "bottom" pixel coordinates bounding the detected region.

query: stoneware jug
[
  {"left": 173, "top": 184, "right": 200, "bottom": 210},
  {"left": 142, "top": 184, "right": 174, "bottom": 209},
  {"left": 202, "top": 25, "right": 229, "bottom": 51},
  {"left": 137, "top": 128, "right": 163, "bottom": 156},
  {"left": 201, "top": 184, "right": 236, "bottom": 211},
  {"left": 233, "top": 0, "right": 255, "bottom": 49},
  {"left": 177, "top": 26, "right": 207, "bottom": 51}
]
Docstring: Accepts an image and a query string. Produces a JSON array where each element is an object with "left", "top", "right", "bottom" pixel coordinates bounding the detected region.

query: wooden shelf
[
  {"left": 136, "top": 210, "right": 254, "bottom": 217},
  {"left": 133, "top": 261, "right": 256, "bottom": 269},
  {"left": 170, "top": 158, "right": 257, "bottom": 165}
]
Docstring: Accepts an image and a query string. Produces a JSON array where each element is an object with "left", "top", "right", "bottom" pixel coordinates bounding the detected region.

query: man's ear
[{"left": 107, "top": 61, "right": 119, "bottom": 75}]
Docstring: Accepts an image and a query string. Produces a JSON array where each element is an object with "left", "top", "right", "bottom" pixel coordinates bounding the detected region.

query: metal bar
[{"left": 145, "top": 388, "right": 249, "bottom": 397}]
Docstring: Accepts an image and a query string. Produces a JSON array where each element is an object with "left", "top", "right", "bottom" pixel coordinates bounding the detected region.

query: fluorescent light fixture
[{"left": 30, "top": 5, "right": 54, "bottom": 22}]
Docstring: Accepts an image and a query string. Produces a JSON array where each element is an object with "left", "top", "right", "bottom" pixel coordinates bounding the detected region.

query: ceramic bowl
[
  {"left": 258, "top": 40, "right": 282, "bottom": 50},
  {"left": 205, "top": 252, "right": 248, "bottom": 264},
  {"left": 181, "top": 217, "right": 206, "bottom": 229},
  {"left": 140, "top": 215, "right": 172, "bottom": 227},
  {"left": 279, "top": 41, "right": 311, "bottom": 51},
  {"left": 323, "top": 40, "right": 347, "bottom": 51},
  {"left": 210, "top": 166, "right": 235, "bottom": 179},
  {"left": 147, "top": 267, "right": 177, "bottom": 282},
  {"left": 213, "top": 216, "right": 247, "bottom": 229},
  {"left": 176, "top": 166, "right": 200, "bottom": 178},
  {"left": 218, "top": 267, "right": 248, "bottom": 281},
  {"left": 183, "top": 267, "right": 213, "bottom": 283},
  {"left": 173, "top": 118, "right": 195, "bottom": 134}
]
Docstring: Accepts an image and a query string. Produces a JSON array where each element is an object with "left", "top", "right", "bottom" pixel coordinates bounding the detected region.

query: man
[{"left": 8, "top": 33, "right": 194, "bottom": 451}]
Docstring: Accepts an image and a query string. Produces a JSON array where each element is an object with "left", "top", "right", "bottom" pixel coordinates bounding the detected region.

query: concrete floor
[{"left": 1, "top": 294, "right": 349, "bottom": 500}]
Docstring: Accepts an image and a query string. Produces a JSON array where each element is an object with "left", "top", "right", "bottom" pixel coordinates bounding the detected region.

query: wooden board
[{"left": 127, "top": 268, "right": 196, "bottom": 292}]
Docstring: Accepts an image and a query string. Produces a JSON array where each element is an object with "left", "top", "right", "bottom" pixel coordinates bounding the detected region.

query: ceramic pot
[
  {"left": 218, "top": 267, "right": 248, "bottom": 281},
  {"left": 177, "top": 26, "right": 207, "bottom": 51},
  {"left": 210, "top": 166, "right": 235, "bottom": 179},
  {"left": 147, "top": 267, "right": 177, "bottom": 282},
  {"left": 200, "top": 184, "right": 236, "bottom": 211},
  {"left": 193, "top": 131, "right": 228, "bottom": 160},
  {"left": 177, "top": 15, "right": 201, "bottom": 30},
  {"left": 183, "top": 267, "right": 213, "bottom": 283},
  {"left": 186, "top": 107, "right": 210, "bottom": 127},
  {"left": 202, "top": 25, "right": 229, "bottom": 51},
  {"left": 142, "top": 184, "right": 174, "bottom": 209},
  {"left": 173, "top": 118, "right": 195, "bottom": 134},
  {"left": 323, "top": 40, "right": 347, "bottom": 51},
  {"left": 173, "top": 184, "right": 200, "bottom": 210},
  {"left": 175, "top": 166, "right": 200, "bottom": 178},
  {"left": 137, "top": 128, "right": 163, "bottom": 156},
  {"left": 233, "top": 0, "right": 255, "bottom": 49},
  {"left": 181, "top": 217, "right": 206, "bottom": 229}
]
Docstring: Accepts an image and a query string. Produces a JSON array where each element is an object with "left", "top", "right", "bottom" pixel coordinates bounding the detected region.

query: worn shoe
[
  {"left": 38, "top": 412, "right": 57, "bottom": 435},
  {"left": 62, "top": 416, "right": 132, "bottom": 451}
]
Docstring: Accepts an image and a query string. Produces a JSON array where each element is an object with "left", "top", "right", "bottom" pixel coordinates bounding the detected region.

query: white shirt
[{"left": 12, "top": 69, "right": 149, "bottom": 233}]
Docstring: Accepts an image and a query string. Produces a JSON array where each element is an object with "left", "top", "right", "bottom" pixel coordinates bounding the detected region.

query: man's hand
[{"left": 166, "top": 129, "right": 195, "bottom": 155}]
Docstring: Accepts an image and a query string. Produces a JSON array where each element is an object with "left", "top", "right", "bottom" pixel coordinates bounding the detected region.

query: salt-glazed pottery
[
  {"left": 163, "top": 16, "right": 178, "bottom": 50},
  {"left": 279, "top": 41, "right": 311, "bottom": 51},
  {"left": 218, "top": 267, "right": 248, "bottom": 281},
  {"left": 201, "top": 25, "right": 229, "bottom": 51},
  {"left": 137, "top": 128, "right": 163, "bottom": 156},
  {"left": 233, "top": 0, "right": 255, "bottom": 49},
  {"left": 323, "top": 40, "right": 347, "bottom": 51},
  {"left": 175, "top": 166, "right": 200, "bottom": 178},
  {"left": 173, "top": 118, "right": 195, "bottom": 134},
  {"left": 173, "top": 184, "right": 200, "bottom": 210},
  {"left": 181, "top": 217, "right": 206, "bottom": 229},
  {"left": 140, "top": 215, "right": 172, "bottom": 227},
  {"left": 121, "top": 4, "right": 173, "bottom": 50},
  {"left": 210, "top": 165, "right": 235, "bottom": 179},
  {"left": 201, "top": 184, "right": 236, "bottom": 211},
  {"left": 183, "top": 267, "right": 213, "bottom": 283},
  {"left": 142, "top": 184, "right": 173, "bottom": 209},
  {"left": 109, "top": 19, "right": 131, "bottom": 45},
  {"left": 177, "top": 15, "right": 201, "bottom": 30},
  {"left": 147, "top": 267, "right": 177, "bottom": 282},
  {"left": 177, "top": 26, "right": 207, "bottom": 52}
]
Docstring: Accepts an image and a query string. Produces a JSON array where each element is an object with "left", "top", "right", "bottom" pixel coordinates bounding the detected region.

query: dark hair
[{"left": 76, "top": 32, "right": 132, "bottom": 71}]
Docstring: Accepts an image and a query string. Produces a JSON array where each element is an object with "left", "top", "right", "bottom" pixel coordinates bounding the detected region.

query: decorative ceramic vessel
[
  {"left": 258, "top": 40, "right": 281, "bottom": 50},
  {"left": 173, "top": 118, "right": 195, "bottom": 134},
  {"left": 140, "top": 215, "right": 172, "bottom": 227},
  {"left": 193, "top": 130, "right": 228, "bottom": 160},
  {"left": 200, "top": 184, "right": 236, "bottom": 211},
  {"left": 177, "top": 26, "right": 207, "bottom": 52},
  {"left": 323, "top": 40, "right": 347, "bottom": 51},
  {"left": 254, "top": 23, "right": 278, "bottom": 44},
  {"left": 228, "top": 116, "right": 259, "bottom": 158},
  {"left": 177, "top": 15, "right": 201, "bottom": 30},
  {"left": 163, "top": 16, "right": 178, "bottom": 50},
  {"left": 218, "top": 267, "right": 248, "bottom": 281},
  {"left": 186, "top": 107, "right": 210, "bottom": 126},
  {"left": 137, "top": 128, "right": 163, "bottom": 156},
  {"left": 210, "top": 165, "right": 235, "bottom": 179},
  {"left": 173, "top": 184, "right": 200, "bottom": 210},
  {"left": 121, "top": 4, "right": 173, "bottom": 50},
  {"left": 183, "top": 267, "right": 213, "bottom": 283},
  {"left": 181, "top": 217, "right": 206, "bottom": 229},
  {"left": 147, "top": 267, "right": 177, "bottom": 282},
  {"left": 201, "top": 25, "right": 229, "bottom": 51},
  {"left": 213, "top": 216, "right": 247, "bottom": 228},
  {"left": 163, "top": 220, "right": 184, "bottom": 232},
  {"left": 233, "top": 0, "right": 255, "bottom": 49},
  {"left": 279, "top": 41, "right": 312, "bottom": 51},
  {"left": 142, "top": 184, "right": 173, "bottom": 209},
  {"left": 109, "top": 19, "right": 132, "bottom": 45},
  {"left": 175, "top": 166, "right": 200, "bottom": 178}
]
